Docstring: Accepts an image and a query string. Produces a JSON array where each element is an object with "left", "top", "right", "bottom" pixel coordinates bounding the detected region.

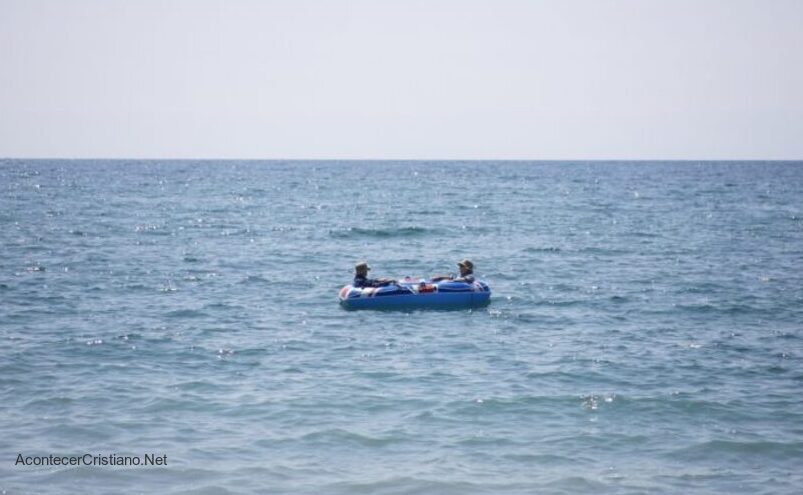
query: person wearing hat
[
  {"left": 431, "top": 259, "right": 475, "bottom": 283},
  {"left": 353, "top": 261, "right": 397, "bottom": 288}
]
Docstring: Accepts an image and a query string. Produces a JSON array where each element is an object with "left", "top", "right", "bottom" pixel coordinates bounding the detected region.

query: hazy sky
[{"left": 1, "top": 0, "right": 802, "bottom": 159}]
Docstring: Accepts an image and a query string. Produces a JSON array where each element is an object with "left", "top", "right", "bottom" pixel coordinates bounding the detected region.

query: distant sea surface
[{"left": 1, "top": 160, "right": 802, "bottom": 494}]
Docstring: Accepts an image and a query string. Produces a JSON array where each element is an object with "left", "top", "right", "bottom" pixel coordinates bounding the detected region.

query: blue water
[{"left": 1, "top": 160, "right": 802, "bottom": 494}]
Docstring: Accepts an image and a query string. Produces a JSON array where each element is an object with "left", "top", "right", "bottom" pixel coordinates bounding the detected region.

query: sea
[{"left": 1, "top": 160, "right": 802, "bottom": 494}]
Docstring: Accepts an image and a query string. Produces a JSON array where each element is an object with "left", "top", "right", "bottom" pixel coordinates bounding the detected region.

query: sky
[{"left": 1, "top": 0, "right": 802, "bottom": 160}]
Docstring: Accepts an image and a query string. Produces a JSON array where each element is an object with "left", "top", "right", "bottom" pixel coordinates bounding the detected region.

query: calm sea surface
[{"left": 1, "top": 160, "right": 802, "bottom": 494}]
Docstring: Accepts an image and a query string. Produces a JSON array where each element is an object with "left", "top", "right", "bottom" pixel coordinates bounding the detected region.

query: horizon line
[{"left": 2, "top": 157, "right": 802, "bottom": 163}]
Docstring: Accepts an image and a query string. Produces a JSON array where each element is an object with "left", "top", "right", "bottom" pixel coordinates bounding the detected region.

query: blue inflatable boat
[{"left": 339, "top": 277, "right": 491, "bottom": 310}]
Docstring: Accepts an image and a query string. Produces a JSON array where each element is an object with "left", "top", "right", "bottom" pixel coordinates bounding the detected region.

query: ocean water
[{"left": 1, "top": 160, "right": 802, "bottom": 494}]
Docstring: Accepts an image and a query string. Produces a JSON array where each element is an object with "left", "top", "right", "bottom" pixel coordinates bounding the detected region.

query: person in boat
[
  {"left": 431, "top": 259, "right": 475, "bottom": 283},
  {"left": 353, "top": 261, "right": 397, "bottom": 288}
]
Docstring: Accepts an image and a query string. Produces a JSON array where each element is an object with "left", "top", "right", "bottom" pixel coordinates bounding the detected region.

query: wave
[
  {"left": 328, "top": 226, "right": 433, "bottom": 239},
  {"left": 670, "top": 439, "right": 803, "bottom": 461},
  {"left": 523, "top": 246, "right": 562, "bottom": 253},
  {"left": 297, "top": 428, "right": 400, "bottom": 448},
  {"left": 674, "top": 302, "right": 767, "bottom": 315},
  {"left": 320, "top": 476, "right": 519, "bottom": 495},
  {"left": 164, "top": 308, "right": 209, "bottom": 318},
  {"left": 237, "top": 274, "right": 269, "bottom": 285}
]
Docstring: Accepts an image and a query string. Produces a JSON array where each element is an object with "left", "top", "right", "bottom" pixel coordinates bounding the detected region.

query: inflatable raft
[{"left": 339, "top": 277, "right": 491, "bottom": 310}]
